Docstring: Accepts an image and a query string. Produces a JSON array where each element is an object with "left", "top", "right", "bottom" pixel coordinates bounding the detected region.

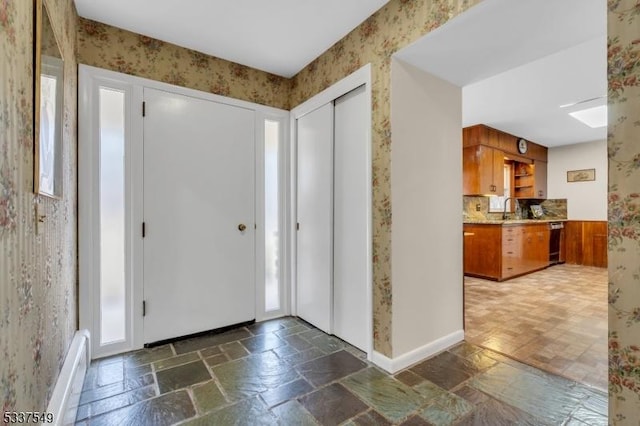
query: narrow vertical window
[
  {"left": 264, "top": 120, "right": 280, "bottom": 312},
  {"left": 99, "top": 88, "right": 126, "bottom": 344}
]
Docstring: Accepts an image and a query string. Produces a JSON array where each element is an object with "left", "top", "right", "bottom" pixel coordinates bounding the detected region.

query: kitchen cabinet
[
  {"left": 502, "top": 225, "right": 525, "bottom": 278},
  {"left": 463, "top": 145, "right": 504, "bottom": 195},
  {"left": 464, "top": 222, "right": 551, "bottom": 281},
  {"left": 463, "top": 124, "right": 548, "bottom": 162},
  {"left": 533, "top": 161, "right": 547, "bottom": 199},
  {"left": 513, "top": 161, "right": 547, "bottom": 199},
  {"left": 464, "top": 224, "right": 502, "bottom": 278},
  {"left": 523, "top": 223, "right": 550, "bottom": 271}
]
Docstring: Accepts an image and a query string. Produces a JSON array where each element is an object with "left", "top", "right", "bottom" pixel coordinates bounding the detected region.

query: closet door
[
  {"left": 333, "top": 85, "right": 368, "bottom": 351},
  {"left": 296, "top": 103, "right": 334, "bottom": 333}
]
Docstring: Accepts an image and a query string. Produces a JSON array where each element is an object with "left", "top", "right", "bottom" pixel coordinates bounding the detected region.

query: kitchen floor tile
[{"left": 465, "top": 264, "right": 607, "bottom": 391}]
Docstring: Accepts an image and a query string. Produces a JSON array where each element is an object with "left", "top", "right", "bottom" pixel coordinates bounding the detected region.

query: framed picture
[
  {"left": 567, "top": 168, "right": 596, "bottom": 183},
  {"left": 34, "top": 0, "right": 64, "bottom": 198}
]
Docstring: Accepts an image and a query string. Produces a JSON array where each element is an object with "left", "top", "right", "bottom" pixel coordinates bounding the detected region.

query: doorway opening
[{"left": 393, "top": 0, "right": 608, "bottom": 391}]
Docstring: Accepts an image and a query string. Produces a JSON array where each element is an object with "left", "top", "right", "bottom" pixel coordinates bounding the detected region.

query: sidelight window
[
  {"left": 264, "top": 119, "right": 281, "bottom": 312},
  {"left": 98, "top": 87, "right": 126, "bottom": 344}
]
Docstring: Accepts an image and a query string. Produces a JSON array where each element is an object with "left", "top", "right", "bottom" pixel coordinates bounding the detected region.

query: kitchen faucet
[{"left": 502, "top": 197, "right": 512, "bottom": 220}]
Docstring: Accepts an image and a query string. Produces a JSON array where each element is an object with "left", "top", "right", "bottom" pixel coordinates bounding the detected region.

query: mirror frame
[{"left": 34, "top": 0, "right": 64, "bottom": 198}]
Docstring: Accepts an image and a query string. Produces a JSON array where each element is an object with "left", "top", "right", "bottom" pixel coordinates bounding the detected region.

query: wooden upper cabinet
[
  {"left": 463, "top": 124, "right": 548, "bottom": 197},
  {"left": 463, "top": 124, "right": 547, "bottom": 161},
  {"left": 463, "top": 145, "right": 504, "bottom": 195},
  {"left": 534, "top": 161, "right": 547, "bottom": 199}
]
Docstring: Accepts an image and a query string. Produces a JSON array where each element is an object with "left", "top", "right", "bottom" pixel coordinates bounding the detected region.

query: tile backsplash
[{"left": 463, "top": 196, "right": 567, "bottom": 221}]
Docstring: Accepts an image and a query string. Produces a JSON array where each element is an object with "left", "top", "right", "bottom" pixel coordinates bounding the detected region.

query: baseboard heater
[{"left": 47, "top": 329, "right": 90, "bottom": 426}]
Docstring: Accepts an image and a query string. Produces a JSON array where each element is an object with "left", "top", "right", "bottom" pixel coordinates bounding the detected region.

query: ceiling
[
  {"left": 74, "top": 0, "right": 390, "bottom": 78},
  {"left": 395, "top": 0, "right": 607, "bottom": 147}
]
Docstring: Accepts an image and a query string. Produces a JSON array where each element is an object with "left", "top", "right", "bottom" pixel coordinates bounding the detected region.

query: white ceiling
[
  {"left": 74, "top": 0, "right": 390, "bottom": 78},
  {"left": 395, "top": 0, "right": 607, "bottom": 147}
]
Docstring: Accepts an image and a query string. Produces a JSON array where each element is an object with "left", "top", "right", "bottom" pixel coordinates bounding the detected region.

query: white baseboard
[
  {"left": 47, "top": 329, "right": 90, "bottom": 426},
  {"left": 370, "top": 329, "right": 465, "bottom": 374}
]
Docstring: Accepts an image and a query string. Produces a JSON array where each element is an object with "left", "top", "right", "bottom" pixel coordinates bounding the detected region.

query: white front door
[
  {"left": 296, "top": 103, "right": 334, "bottom": 333},
  {"left": 143, "top": 88, "right": 255, "bottom": 344}
]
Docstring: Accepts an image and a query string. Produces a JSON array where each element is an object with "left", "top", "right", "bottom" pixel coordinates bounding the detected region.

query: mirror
[{"left": 34, "top": 0, "right": 64, "bottom": 198}]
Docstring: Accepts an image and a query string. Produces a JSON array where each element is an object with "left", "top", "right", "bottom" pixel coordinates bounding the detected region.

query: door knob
[{"left": 238, "top": 224, "right": 247, "bottom": 232}]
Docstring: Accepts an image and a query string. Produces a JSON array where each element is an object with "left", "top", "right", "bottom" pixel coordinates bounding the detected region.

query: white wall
[
  {"left": 390, "top": 58, "right": 463, "bottom": 358},
  {"left": 547, "top": 139, "right": 607, "bottom": 220}
]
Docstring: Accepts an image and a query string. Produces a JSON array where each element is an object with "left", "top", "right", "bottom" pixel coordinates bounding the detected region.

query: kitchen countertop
[{"left": 463, "top": 219, "right": 568, "bottom": 225}]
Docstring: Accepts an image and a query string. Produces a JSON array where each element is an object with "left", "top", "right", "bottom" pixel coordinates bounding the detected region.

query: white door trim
[
  {"left": 289, "top": 63, "right": 373, "bottom": 359},
  {"left": 79, "top": 65, "right": 289, "bottom": 358}
]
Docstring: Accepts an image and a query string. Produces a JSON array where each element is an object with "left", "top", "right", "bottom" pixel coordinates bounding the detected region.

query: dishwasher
[{"left": 549, "top": 222, "right": 564, "bottom": 265}]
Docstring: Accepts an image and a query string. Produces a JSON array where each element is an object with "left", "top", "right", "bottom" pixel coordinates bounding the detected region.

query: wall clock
[{"left": 517, "top": 138, "right": 528, "bottom": 154}]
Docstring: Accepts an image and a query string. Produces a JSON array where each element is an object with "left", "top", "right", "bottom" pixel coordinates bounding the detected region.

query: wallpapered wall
[
  {"left": 1, "top": 0, "right": 78, "bottom": 413},
  {"left": 607, "top": 0, "right": 640, "bottom": 423},
  {"left": 77, "top": 18, "right": 290, "bottom": 111}
]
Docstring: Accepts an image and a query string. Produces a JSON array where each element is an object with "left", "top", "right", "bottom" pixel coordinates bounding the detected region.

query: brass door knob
[{"left": 238, "top": 224, "right": 247, "bottom": 232}]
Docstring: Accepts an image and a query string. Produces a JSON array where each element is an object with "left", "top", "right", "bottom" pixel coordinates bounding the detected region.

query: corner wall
[
  {"left": 390, "top": 59, "right": 463, "bottom": 357},
  {"left": 0, "top": 0, "right": 79, "bottom": 412},
  {"left": 547, "top": 140, "right": 607, "bottom": 220}
]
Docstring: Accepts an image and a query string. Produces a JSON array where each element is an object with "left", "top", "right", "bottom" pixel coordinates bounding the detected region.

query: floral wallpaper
[
  {"left": 77, "top": 18, "right": 290, "bottom": 111},
  {"left": 290, "top": 0, "right": 480, "bottom": 356},
  {"left": 1, "top": 0, "right": 78, "bottom": 415},
  {"left": 1, "top": 0, "right": 637, "bottom": 421},
  {"left": 607, "top": 0, "right": 640, "bottom": 423}
]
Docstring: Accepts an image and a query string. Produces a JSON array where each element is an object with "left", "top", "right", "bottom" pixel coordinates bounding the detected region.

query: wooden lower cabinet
[
  {"left": 464, "top": 223, "right": 551, "bottom": 281},
  {"left": 464, "top": 224, "right": 502, "bottom": 279}
]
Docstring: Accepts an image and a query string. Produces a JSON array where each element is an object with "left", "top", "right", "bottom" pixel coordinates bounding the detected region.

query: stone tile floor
[
  {"left": 464, "top": 264, "right": 608, "bottom": 391},
  {"left": 76, "top": 317, "right": 607, "bottom": 425}
]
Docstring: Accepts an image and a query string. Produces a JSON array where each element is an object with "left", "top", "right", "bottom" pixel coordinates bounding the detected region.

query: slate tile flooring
[
  {"left": 464, "top": 264, "right": 608, "bottom": 391},
  {"left": 76, "top": 317, "right": 607, "bottom": 425}
]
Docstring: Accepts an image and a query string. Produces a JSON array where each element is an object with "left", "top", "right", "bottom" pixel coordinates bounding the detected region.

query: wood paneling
[
  {"left": 583, "top": 222, "right": 608, "bottom": 267},
  {"left": 564, "top": 221, "right": 607, "bottom": 267},
  {"left": 564, "top": 221, "right": 583, "bottom": 264}
]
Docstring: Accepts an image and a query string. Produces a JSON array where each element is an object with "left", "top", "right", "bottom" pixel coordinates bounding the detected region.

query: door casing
[{"left": 79, "top": 65, "right": 289, "bottom": 358}]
